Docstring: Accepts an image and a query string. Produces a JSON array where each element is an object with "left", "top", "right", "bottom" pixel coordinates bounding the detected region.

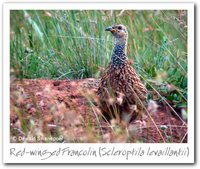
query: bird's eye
[{"left": 118, "top": 26, "right": 122, "bottom": 30}]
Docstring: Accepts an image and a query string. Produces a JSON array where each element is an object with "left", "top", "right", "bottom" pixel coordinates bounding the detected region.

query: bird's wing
[{"left": 127, "top": 65, "right": 148, "bottom": 98}]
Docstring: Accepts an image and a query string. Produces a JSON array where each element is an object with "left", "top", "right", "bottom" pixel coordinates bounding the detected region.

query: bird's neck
[{"left": 111, "top": 39, "right": 128, "bottom": 67}]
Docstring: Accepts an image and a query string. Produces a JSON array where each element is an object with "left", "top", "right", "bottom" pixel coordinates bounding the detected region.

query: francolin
[{"left": 97, "top": 24, "right": 147, "bottom": 123}]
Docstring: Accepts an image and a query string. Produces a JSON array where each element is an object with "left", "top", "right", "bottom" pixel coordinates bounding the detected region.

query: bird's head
[{"left": 105, "top": 24, "right": 128, "bottom": 44}]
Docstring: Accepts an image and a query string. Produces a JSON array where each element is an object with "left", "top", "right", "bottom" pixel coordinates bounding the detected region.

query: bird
[{"left": 97, "top": 24, "right": 147, "bottom": 123}]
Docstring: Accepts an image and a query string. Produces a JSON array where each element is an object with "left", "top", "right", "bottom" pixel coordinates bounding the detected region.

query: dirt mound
[{"left": 10, "top": 78, "right": 187, "bottom": 143}]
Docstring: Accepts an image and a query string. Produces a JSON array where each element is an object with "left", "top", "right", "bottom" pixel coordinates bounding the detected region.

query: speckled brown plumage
[{"left": 97, "top": 24, "right": 147, "bottom": 122}]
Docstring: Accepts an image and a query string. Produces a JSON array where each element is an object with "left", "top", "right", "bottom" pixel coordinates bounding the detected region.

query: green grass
[{"left": 10, "top": 10, "right": 187, "bottom": 110}]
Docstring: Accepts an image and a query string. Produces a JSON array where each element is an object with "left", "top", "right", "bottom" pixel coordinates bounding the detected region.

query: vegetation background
[{"left": 10, "top": 10, "right": 188, "bottom": 143}]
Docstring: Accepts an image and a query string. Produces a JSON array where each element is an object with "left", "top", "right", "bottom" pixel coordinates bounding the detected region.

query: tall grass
[{"left": 10, "top": 10, "right": 187, "bottom": 109}]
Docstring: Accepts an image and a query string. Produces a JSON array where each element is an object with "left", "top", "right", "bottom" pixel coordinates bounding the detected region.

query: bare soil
[{"left": 10, "top": 78, "right": 187, "bottom": 143}]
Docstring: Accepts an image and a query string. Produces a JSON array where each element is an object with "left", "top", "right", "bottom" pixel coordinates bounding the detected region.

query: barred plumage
[{"left": 97, "top": 24, "right": 147, "bottom": 122}]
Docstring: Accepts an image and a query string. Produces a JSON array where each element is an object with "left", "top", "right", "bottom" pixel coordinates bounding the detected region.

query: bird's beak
[{"left": 105, "top": 26, "right": 116, "bottom": 33}]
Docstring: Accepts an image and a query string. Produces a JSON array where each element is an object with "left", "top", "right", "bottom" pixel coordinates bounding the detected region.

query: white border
[{"left": 3, "top": 2, "right": 194, "bottom": 163}]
